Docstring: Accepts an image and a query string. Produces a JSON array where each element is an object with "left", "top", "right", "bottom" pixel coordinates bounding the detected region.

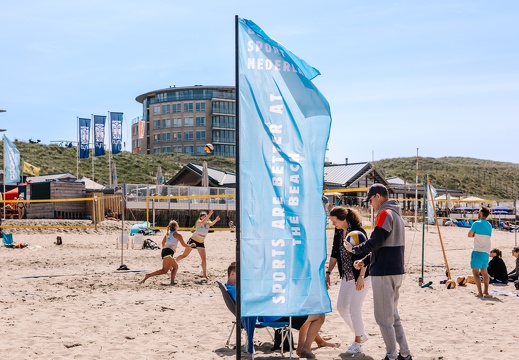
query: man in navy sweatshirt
[{"left": 344, "top": 184, "right": 412, "bottom": 360}]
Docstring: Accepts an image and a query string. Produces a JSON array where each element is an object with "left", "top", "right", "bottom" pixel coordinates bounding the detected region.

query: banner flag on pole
[
  {"left": 78, "top": 118, "right": 91, "bottom": 159},
  {"left": 238, "top": 18, "right": 332, "bottom": 317},
  {"left": 23, "top": 161, "right": 40, "bottom": 176},
  {"left": 110, "top": 112, "right": 123, "bottom": 155},
  {"left": 138, "top": 119, "right": 145, "bottom": 139},
  {"left": 93, "top": 115, "right": 106, "bottom": 156},
  {"left": 111, "top": 161, "right": 118, "bottom": 186},
  {"left": 3, "top": 136, "right": 20, "bottom": 184},
  {"left": 426, "top": 183, "right": 437, "bottom": 224}
]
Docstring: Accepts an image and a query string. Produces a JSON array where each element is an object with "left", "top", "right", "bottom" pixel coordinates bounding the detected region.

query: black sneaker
[{"left": 398, "top": 354, "right": 412, "bottom": 360}]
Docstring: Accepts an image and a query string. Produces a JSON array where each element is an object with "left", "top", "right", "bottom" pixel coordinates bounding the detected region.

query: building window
[
  {"left": 196, "top": 102, "right": 206, "bottom": 112},
  {"left": 163, "top": 146, "right": 171, "bottom": 153},
  {"left": 212, "top": 129, "right": 235, "bottom": 144},
  {"left": 153, "top": 120, "right": 161, "bottom": 129},
  {"left": 153, "top": 105, "right": 161, "bottom": 115},
  {"left": 212, "top": 115, "right": 235, "bottom": 129},
  {"left": 172, "top": 132, "right": 182, "bottom": 142},
  {"left": 184, "top": 145, "right": 194, "bottom": 155},
  {"left": 162, "top": 104, "right": 170, "bottom": 114},
  {"left": 172, "top": 146, "right": 182, "bottom": 153},
  {"left": 184, "top": 103, "right": 193, "bottom": 112},
  {"left": 153, "top": 134, "right": 161, "bottom": 143},
  {"left": 162, "top": 133, "right": 171, "bottom": 142},
  {"left": 172, "top": 103, "right": 181, "bottom": 113},
  {"left": 214, "top": 144, "right": 236, "bottom": 157},
  {"left": 196, "top": 130, "right": 206, "bottom": 141},
  {"left": 196, "top": 116, "right": 206, "bottom": 127},
  {"left": 184, "top": 117, "right": 194, "bottom": 127},
  {"left": 196, "top": 145, "right": 206, "bottom": 155},
  {"left": 162, "top": 118, "right": 171, "bottom": 128},
  {"left": 173, "top": 118, "right": 182, "bottom": 127},
  {"left": 153, "top": 148, "right": 161, "bottom": 154},
  {"left": 184, "top": 131, "right": 194, "bottom": 141},
  {"left": 212, "top": 101, "right": 235, "bottom": 114}
]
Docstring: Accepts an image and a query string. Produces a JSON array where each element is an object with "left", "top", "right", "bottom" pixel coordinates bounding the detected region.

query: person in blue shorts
[{"left": 468, "top": 206, "right": 492, "bottom": 298}]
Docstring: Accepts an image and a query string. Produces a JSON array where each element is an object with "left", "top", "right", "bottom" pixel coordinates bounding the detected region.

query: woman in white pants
[{"left": 326, "top": 206, "right": 371, "bottom": 355}]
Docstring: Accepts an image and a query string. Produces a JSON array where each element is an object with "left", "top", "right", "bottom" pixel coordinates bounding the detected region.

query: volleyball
[
  {"left": 446, "top": 279, "right": 456, "bottom": 289},
  {"left": 345, "top": 230, "right": 367, "bottom": 247},
  {"left": 457, "top": 276, "right": 467, "bottom": 286},
  {"left": 204, "top": 143, "right": 214, "bottom": 153}
]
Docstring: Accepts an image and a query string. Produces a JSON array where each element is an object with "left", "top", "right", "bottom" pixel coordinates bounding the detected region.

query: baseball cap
[{"left": 363, "top": 184, "right": 388, "bottom": 203}]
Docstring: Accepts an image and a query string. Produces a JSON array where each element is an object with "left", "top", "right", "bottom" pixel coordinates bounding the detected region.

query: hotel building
[{"left": 133, "top": 85, "right": 236, "bottom": 157}]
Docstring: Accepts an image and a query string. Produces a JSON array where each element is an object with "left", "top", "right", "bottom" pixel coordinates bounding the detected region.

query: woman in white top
[
  {"left": 176, "top": 210, "right": 220, "bottom": 280},
  {"left": 140, "top": 220, "right": 192, "bottom": 285}
]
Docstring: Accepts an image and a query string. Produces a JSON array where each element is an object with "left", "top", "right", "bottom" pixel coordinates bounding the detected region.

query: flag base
[{"left": 117, "top": 264, "right": 129, "bottom": 271}]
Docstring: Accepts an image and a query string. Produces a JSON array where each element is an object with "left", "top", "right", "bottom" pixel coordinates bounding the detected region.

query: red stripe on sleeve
[{"left": 375, "top": 209, "right": 390, "bottom": 228}]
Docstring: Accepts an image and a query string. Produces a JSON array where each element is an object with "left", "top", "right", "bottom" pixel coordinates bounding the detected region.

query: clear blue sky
[{"left": 1, "top": 1, "right": 518, "bottom": 165}]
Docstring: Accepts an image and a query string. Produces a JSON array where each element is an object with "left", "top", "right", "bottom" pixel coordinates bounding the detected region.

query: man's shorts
[{"left": 471, "top": 251, "right": 489, "bottom": 269}]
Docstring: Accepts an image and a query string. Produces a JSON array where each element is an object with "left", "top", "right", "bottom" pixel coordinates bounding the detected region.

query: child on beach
[{"left": 139, "top": 220, "right": 193, "bottom": 285}]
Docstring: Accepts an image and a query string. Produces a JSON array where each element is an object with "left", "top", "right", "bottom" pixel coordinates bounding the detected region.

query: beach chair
[
  {"left": 216, "top": 281, "right": 292, "bottom": 357},
  {"left": 116, "top": 233, "right": 129, "bottom": 249},
  {"left": 2, "top": 233, "right": 14, "bottom": 248},
  {"left": 132, "top": 233, "right": 144, "bottom": 249}
]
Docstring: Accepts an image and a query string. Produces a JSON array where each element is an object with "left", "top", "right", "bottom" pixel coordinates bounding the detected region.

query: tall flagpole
[
  {"left": 415, "top": 148, "right": 419, "bottom": 227},
  {"left": 2, "top": 136, "right": 5, "bottom": 220},
  {"left": 91, "top": 114, "right": 94, "bottom": 181},
  {"left": 76, "top": 116, "right": 79, "bottom": 179},
  {"left": 108, "top": 111, "right": 112, "bottom": 187},
  {"left": 234, "top": 14, "right": 242, "bottom": 359}
]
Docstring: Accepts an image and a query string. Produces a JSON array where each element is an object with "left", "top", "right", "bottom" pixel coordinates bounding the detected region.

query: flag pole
[
  {"left": 234, "top": 14, "right": 242, "bottom": 359},
  {"left": 76, "top": 117, "right": 79, "bottom": 179},
  {"left": 2, "top": 136, "right": 5, "bottom": 220},
  {"left": 91, "top": 114, "right": 94, "bottom": 181},
  {"left": 108, "top": 111, "right": 112, "bottom": 187}
]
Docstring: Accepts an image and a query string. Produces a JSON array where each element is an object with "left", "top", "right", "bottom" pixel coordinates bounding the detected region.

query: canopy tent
[
  {"left": 77, "top": 176, "right": 105, "bottom": 190},
  {"left": 492, "top": 206, "right": 513, "bottom": 215},
  {"left": 1, "top": 187, "right": 18, "bottom": 200}
]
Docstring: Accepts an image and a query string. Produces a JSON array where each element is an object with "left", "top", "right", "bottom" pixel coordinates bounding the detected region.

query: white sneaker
[
  {"left": 361, "top": 334, "right": 369, "bottom": 343},
  {"left": 346, "top": 341, "right": 362, "bottom": 354}
]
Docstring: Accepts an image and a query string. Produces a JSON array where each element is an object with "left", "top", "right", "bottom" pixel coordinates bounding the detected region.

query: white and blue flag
[
  {"left": 78, "top": 118, "right": 91, "bottom": 159},
  {"left": 238, "top": 18, "right": 332, "bottom": 317},
  {"left": 93, "top": 115, "right": 106, "bottom": 156},
  {"left": 110, "top": 112, "right": 123, "bottom": 155},
  {"left": 3, "top": 136, "right": 20, "bottom": 184}
]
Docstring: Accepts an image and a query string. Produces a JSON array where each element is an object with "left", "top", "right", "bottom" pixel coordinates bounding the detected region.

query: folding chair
[
  {"left": 116, "top": 233, "right": 129, "bottom": 249},
  {"left": 132, "top": 233, "right": 144, "bottom": 249},
  {"left": 216, "top": 281, "right": 293, "bottom": 357},
  {"left": 2, "top": 233, "right": 14, "bottom": 248}
]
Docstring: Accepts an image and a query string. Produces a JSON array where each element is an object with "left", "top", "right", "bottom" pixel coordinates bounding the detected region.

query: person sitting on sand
[
  {"left": 140, "top": 220, "right": 194, "bottom": 285},
  {"left": 487, "top": 248, "right": 508, "bottom": 284},
  {"left": 225, "top": 262, "right": 338, "bottom": 358},
  {"left": 508, "top": 247, "right": 519, "bottom": 282},
  {"left": 104, "top": 208, "right": 118, "bottom": 221}
]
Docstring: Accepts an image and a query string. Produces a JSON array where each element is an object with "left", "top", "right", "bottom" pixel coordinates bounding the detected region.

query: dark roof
[
  {"left": 324, "top": 162, "right": 389, "bottom": 189},
  {"left": 166, "top": 163, "right": 235, "bottom": 187}
]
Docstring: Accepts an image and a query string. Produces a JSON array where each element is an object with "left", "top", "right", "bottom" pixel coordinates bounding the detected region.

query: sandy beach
[{"left": 1, "top": 220, "right": 518, "bottom": 359}]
